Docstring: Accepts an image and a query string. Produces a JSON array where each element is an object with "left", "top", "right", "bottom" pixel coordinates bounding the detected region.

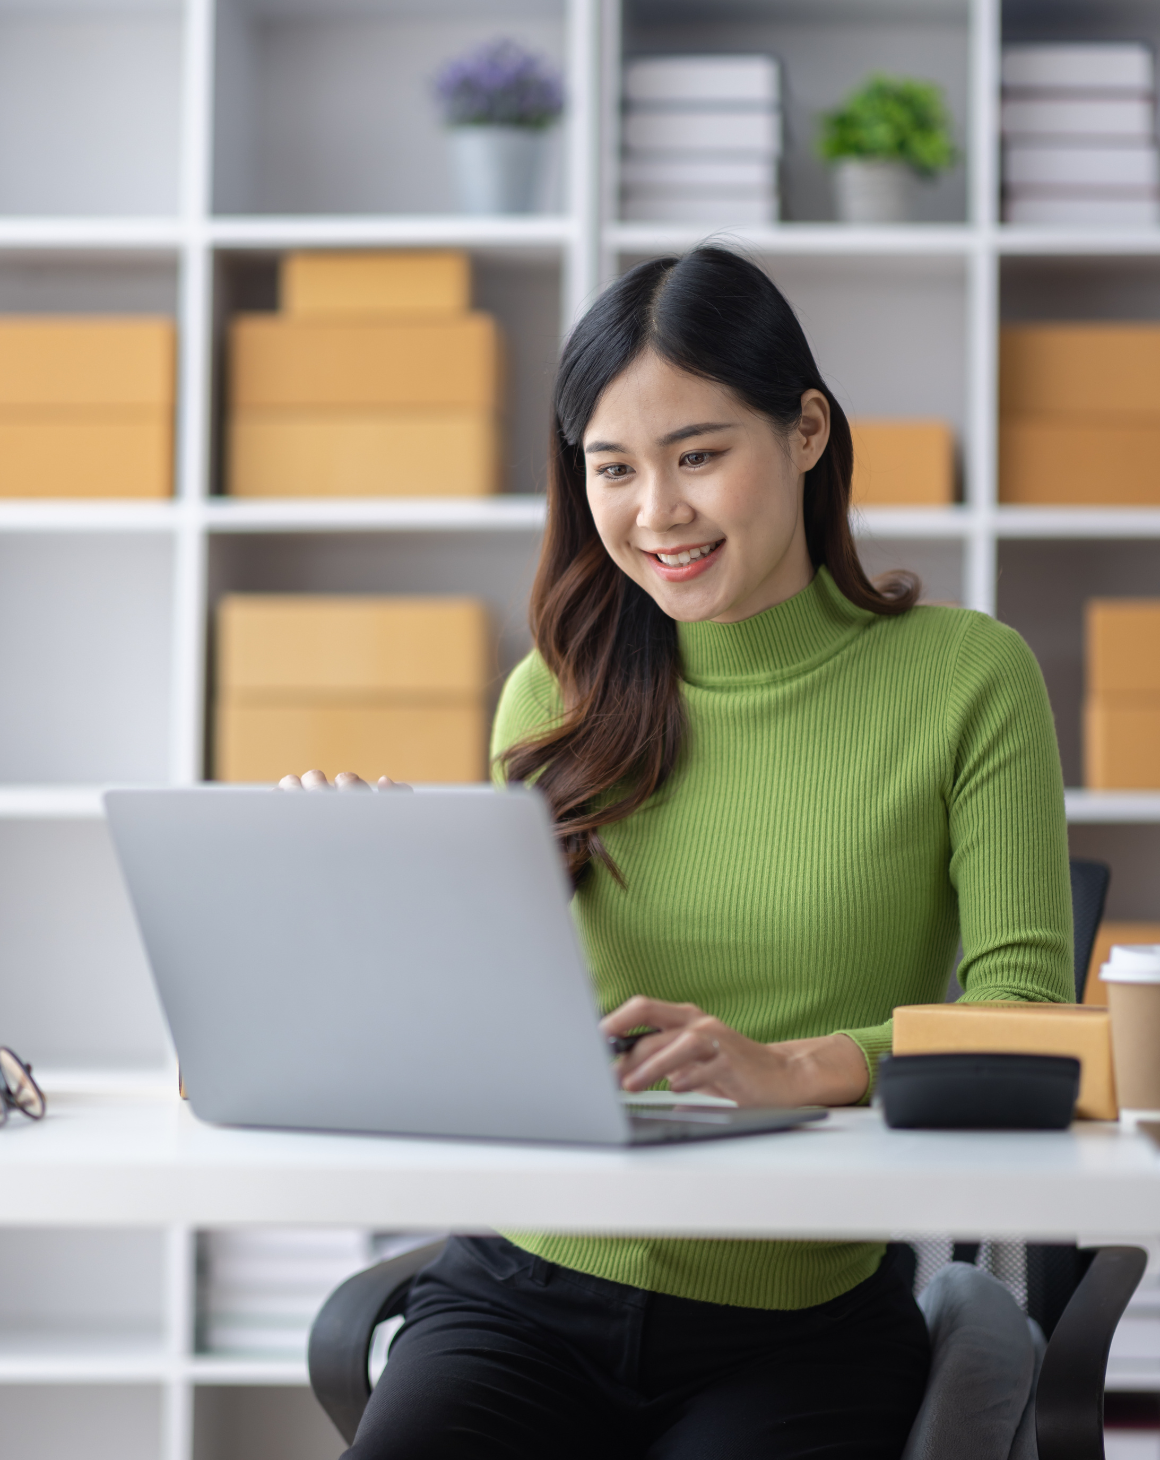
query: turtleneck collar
[{"left": 677, "top": 567, "right": 874, "bottom": 687}]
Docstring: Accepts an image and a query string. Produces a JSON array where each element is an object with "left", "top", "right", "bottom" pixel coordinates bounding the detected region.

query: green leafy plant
[{"left": 818, "top": 75, "right": 957, "bottom": 176}]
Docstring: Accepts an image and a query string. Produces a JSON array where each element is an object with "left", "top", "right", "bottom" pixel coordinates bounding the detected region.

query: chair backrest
[{"left": 1069, "top": 859, "right": 1110, "bottom": 1001}]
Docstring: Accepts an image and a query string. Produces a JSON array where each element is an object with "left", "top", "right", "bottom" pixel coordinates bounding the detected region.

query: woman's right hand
[{"left": 277, "top": 770, "right": 412, "bottom": 792}]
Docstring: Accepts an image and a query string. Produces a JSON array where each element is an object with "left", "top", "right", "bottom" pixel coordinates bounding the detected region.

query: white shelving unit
[{"left": 3, "top": 0, "right": 1160, "bottom": 1455}]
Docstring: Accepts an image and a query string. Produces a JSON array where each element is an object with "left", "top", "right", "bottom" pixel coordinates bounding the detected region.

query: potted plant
[
  {"left": 818, "top": 75, "right": 957, "bottom": 224},
  {"left": 434, "top": 38, "right": 564, "bottom": 216}
]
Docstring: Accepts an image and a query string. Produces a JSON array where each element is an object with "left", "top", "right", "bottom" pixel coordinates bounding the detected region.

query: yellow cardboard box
[
  {"left": 1001, "top": 325, "right": 1160, "bottom": 416},
  {"left": 999, "top": 418, "right": 1160, "bottom": 505},
  {"left": 216, "top": 700, "right": 487, "bottom": 784},
  {"left": 0, "top": 411, "right": 171, "bottom": 497},
  {"left": 892, "top": 1002, "right": 1116, "bottom": 1119},
  {"left": 0, "top": 317, "right": 175, "bottom": 407},
  {"left": 281, "top": 251, "right": 471, "bottom": 317},
  {"left": 849, "top": 420, "right": 955, "bottom": 506},
  {"left": 228, "top": 315, "right": 502, "bottom": 411},
  {"left": 1085, "top": 923, "right": 1160, "bottom": 1005},
  {"left": 228, "top": 409, "right": 500, "bottom": 497},
  {"left": 214, "top": 595, "right": 491, "bottom": 784},
  {"left": 1086, "top": 600, "right": 1160, "bottom": 694},
  {"left": 217, "top": 595, "right": 490, "bottom": 695},
  {"left": 1083, "top": 697, "right": 1160, "bottom": 789}
]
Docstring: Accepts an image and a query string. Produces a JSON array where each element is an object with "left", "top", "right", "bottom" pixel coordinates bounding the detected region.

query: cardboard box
[
  {"left": 217, "top": 595, "right": 490, "bottom": 696},
  {"left": 215, "top": 700, "right": 487, "bottom": 784},
  {"left": 849, "top": 420, "right": 955, "bottom": 506},
  {"left": 228, "top": 315, "right": 502, "bottom": 411},
  {"left": 1001, "top": 325, "right": 1160, "bottom": 416},
  {"left": 1000, "top": 418, "right": 1160, "bottom": 505},
  {"left": 0, "top": 411, "right": 171, "bottom": 497},
  {"left": 0, "top": 317, "right": 175, "bottom": 408},
  {"left": 281, "top": 251, "right": 471, "bottom": 317},
  {"left": 228, "top": 409, "right": 500, "bottom": 497},
  {"left": 892, "top": 1002, "right": 1116, "bottom": 1119},
  {"left": 1086, "top": 600, "right": 1160, "bottom": 694},
  {"left": 215, "top": 595, "right": 491, "bottom": 784},
  {"left": 1085, "top": 923, "right": 1160, "bottom": 1005},
  {"left": 1083, "top": 697, "right": 1160, "bottom": 788}
]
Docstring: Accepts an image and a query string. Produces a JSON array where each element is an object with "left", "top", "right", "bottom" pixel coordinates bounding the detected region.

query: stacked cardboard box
[
  {"left": 215, "top": 595, "right": 490, "bottom": 784},
  {"left": 1001, "top": 44, "right": 1159, "bottom": 227},
  {"left": 1084, "top": 599, "right": 1160, "bottom": 790},
  {"left": 0, "top": 316, "right": 174, "bottom": 497},
  {"left": 1000, "top": 324, "right": 1160, "bottom": 504},
  {"left": 621, "top": 56, "right": 780, "bottom": 224},
  {"left": 227, "top": 251, "right": 502, "bottom": 497},
  {"left": 848, "top": 420, "right": 955, "bottom": 507}
]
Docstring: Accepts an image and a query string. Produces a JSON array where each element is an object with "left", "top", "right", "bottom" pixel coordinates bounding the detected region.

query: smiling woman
[{"left": 342, "top": 248, "right": 1073, "bottom": 1460}]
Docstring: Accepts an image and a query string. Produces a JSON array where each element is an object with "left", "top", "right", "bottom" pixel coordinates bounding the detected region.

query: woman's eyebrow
[
  {"left": 584, "top": 421, "right": 735, "bottom": 454},
  {"left": 657, "top": 421, "right": 734, "bottom": 447}
]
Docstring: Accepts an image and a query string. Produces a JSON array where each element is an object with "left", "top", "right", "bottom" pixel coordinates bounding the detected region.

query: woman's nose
[{"left": 636, "top": 472, "right": 694, "bottom": 532}]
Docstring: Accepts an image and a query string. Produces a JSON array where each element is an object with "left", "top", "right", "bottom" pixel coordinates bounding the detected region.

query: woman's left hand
[{"left": 600, "top": 996, "right": 869, "bottom": 1108}]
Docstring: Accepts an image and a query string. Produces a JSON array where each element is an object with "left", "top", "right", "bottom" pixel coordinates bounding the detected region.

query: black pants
[{"left": 343, "top": 1236, "right": 930, "bottom": 1460}]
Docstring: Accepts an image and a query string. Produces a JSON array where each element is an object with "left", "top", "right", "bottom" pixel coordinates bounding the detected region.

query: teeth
[{"left": 656, "top": 541, "right": 719, "bottom": 566}]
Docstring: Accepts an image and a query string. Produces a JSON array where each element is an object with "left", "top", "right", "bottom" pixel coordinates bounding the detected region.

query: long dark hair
[{"left": 501, "top": 247, "right": 919, "bottom": 885}]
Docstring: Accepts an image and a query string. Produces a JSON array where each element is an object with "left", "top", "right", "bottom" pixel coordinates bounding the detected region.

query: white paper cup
[{"left": 1101, "top": 945, "right": 1160, "bottom": 1124}]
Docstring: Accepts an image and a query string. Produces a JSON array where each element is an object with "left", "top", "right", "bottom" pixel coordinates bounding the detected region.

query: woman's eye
[
  {"left": 598, "top": 463, "right": 631, "bottom": 480},
  {"left": 681, "top": 451, "right": 714, "bottom": 468}
]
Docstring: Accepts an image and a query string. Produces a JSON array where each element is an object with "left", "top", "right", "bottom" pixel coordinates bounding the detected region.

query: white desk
[{"left": 3, "top": 1087, "right": 1159, "bottom": 1243}]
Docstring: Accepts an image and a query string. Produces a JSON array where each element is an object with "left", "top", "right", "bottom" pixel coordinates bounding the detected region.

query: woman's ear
[{"left": 794, "top": 390, "right": 831, "bottom": 470}]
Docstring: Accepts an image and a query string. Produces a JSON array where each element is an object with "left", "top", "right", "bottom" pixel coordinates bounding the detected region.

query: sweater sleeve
[
  {"left": 839, "top": 613, "right": 1073, "bottom": 1088},
  {"left": 489, "top": 649, "right": 564, "bottom": 785}
]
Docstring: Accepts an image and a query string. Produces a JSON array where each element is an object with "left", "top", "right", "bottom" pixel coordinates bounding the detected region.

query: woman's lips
[{"left": 643, "top": 540, "right": 724, "bottom": 583}]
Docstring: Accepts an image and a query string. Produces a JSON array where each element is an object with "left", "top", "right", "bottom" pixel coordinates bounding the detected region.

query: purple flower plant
[{"left": 434, "top": 38, "right": 563, "bottom": 129}]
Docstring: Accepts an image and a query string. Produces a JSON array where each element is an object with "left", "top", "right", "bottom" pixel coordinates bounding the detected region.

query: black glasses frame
[{"left": 0, "top": 1047, "right": 46, "bottom": 1126}]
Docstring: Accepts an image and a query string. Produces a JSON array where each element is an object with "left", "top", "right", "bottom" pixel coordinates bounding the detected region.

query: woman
[{"left": 296, "top": 247, "right": 1072, "bottom": 1458}]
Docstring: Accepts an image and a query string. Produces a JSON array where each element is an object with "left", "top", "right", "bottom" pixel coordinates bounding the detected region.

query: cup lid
[{"left": 1102, "top": 944, "right": 1160, "bottom": 983}]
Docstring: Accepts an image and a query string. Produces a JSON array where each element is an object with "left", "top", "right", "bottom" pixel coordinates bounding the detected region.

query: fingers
[
  {"left": 334, "top": 772, "right": 371, "bottom": 792},
  {"left": 300, "top": 769, "right": 332, "bottom": 790},
  {"left": 277, "top": 774, "right": 304, "bottom": 791},
  {"left": 620, "top": 1021, "right": 726, "bottom": 1092},
  {"left": 377, "top": 776, "right": 414, "bottom": 793},
  {"left": 600, "top": 996, "right": 701, "bottom": 1038},
  {"left": 277, "top": 770, "right": 414, "bottom": 793}
]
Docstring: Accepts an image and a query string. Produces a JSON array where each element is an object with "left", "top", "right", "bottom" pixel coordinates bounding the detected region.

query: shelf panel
[
  {"left": 0, "top": 218, "right": 183, "bottom": 251},
  {"left": 185, "top": 1356, "right": 309, "bottom": 1386},
  {"left": 0, "top": 786, "right": 107, "bottom": 819},
  {"left": 853, "top": 507, "right": 973, "bottom": 539},
  {"left": 995, "top": 508, "right": 1160, "bottom": 540},
  {"left": 0, "top": 1330, "right": 168, "bottom": 1384},
  {"left": 607, "top": 223, "right": 978, "bottom": 258},
  {"left": 203, "top": 496, "right": 547, "bottom": 534},
  {"left": 208, "top": 215, "right": 574, "bottom": 257},
  {"left": 1065, "top": 791, "right": 1160, "bottom": 825},
  {"left": 0, "top": 501, "right": 183, "bottom": 534},
  {"left": 999, "top": 228, "right": 1160, "bottom": 258}
]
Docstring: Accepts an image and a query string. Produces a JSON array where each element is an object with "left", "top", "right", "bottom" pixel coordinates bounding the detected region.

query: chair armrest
[
  {"left": 308, "top": 1239, "right": 448, "bottom": 1445},
  {"left": 1035, "top": 1245, "right": 1147, "bottom": 1460}
]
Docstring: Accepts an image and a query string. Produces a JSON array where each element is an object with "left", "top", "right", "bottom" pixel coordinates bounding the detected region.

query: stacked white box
[
  {"left": 1001, "top": 44, "right": 1159, "bottom": 226},
  {"left": 198, "top": 1229, "right": 374, "bottom": 1359},
  {"left": 621, "top": 55, "right": 781, "bottom": 224}
]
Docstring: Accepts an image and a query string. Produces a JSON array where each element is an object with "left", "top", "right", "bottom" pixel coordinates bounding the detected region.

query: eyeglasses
[{"left": 0, "top": 1048, "right": 45, "bottom": 1126}]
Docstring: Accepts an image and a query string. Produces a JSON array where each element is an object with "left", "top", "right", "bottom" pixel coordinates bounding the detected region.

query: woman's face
[{"left": 583, "top": 351, "right": 830, "bottom": 624}]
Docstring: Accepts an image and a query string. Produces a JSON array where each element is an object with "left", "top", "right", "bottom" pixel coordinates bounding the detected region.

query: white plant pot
[
  {"left": 832, "top": 159, "right": 916, "bottom": 225},
  {"left": 446, "top": 125, "right": 547, "bottom": 215}
]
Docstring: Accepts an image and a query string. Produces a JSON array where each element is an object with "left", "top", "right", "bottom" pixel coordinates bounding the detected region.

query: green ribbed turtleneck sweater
[{"left": 490, "top": 567, "right": 1072, "bottom": 1310}]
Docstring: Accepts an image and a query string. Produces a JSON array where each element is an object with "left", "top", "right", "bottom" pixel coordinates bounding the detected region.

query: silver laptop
[{"left": 104, "top": 785, "right": 826, "bottom": 1147}]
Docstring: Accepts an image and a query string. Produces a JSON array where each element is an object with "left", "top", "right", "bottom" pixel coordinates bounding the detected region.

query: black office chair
[
  {"left": 308, "top": 1239, "right": 1146, "bottom": 1457},
  {"left": 308, "top": 857, "right": 1128, "bottom": 1453}
]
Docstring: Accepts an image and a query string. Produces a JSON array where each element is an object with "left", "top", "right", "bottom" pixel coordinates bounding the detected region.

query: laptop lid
[{"left": 104, "top": 785, "right": 630, "bottom": 1145}]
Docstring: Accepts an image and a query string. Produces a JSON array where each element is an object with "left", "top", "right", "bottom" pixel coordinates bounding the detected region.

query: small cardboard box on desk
[
  {"left": 1084, "top": 599, "right": 1160, "bottom": 790},
  {"left": 215, "top": 594, "right": 491, "bottom": 784},
  {"left": 893, "top": 1003, "right": 1117, "bottom": 1119}
]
